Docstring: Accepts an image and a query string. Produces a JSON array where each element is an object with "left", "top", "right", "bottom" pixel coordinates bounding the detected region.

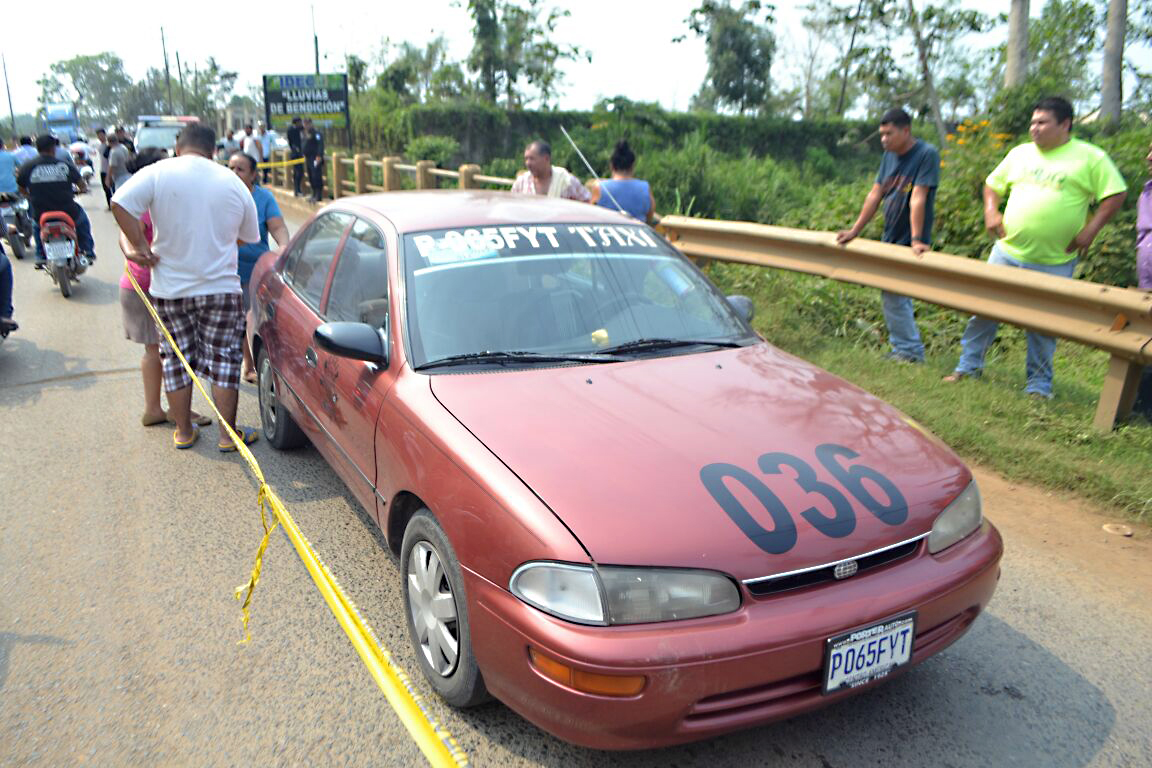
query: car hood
[{"left": 428, "top": 343, "right": 970, "bottom": 581}]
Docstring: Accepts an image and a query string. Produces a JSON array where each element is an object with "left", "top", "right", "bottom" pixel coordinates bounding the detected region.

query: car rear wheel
[
  {"left": 257, "top": 347, "right": 306, "bottom": 449},
  {"left": 401, "top": 509, "right": 489, "bottom": 708}
]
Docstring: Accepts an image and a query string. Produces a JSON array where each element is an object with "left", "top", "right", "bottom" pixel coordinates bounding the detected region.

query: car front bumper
[{"left": 467, "top": 521, "right": 1003, "bottom": 749}]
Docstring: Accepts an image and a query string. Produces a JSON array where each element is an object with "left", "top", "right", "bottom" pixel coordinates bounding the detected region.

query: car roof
[{"left": 325, "top": 190, "right": 640, "bottom": 234}]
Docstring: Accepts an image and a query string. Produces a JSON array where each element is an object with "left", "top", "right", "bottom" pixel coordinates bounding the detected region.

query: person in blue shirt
[
  {"left": 0, "top": 138, "right": 20, "bottom": 197},
  {"left": 836, "top": 107, "right": 941, "bottom": 364},
  {"left": 227, "top": 151, "right": 289, "bottom": 382},
  {"left": 590, "top": 140, "right": 655, "bottom": 222}
]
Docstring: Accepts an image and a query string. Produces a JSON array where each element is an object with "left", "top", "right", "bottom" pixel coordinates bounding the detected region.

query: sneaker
[
  {"left": 884, "top": 351, "right": 923, "bottom": 364},
  {"left": 0, "top": 317, "right": 17, "bottom": 334},
  {"left": 942, "top": 371, "right": 981, "bottom": 383},
  {"left": 1026, "top": 391, "right": 1053, "bottom": 401}
]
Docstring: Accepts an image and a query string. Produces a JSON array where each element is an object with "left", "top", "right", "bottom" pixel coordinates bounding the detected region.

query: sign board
[{"left": 263, "top": 74, "right": 349, "bottom": 132}]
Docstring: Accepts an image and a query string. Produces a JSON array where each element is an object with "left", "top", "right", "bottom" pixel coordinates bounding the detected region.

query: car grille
[
  {"left": 681, "top": 608, "right": 980, "bottom": 729},
  {"left": 744, "top": 538, "right": 922, "bottom": 598}
]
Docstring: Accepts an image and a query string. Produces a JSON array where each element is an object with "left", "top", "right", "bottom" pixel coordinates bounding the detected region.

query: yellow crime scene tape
[
  {"left": 257, "top": 157, "right": 308, "bottom": 168},
  {"left": 123, "top": 266, "right": 470, "bottom": 768}
]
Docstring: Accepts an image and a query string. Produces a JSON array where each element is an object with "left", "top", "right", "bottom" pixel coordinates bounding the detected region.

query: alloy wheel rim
[{"left": 407, "top": 540, "right": 460, "bottom": 676}]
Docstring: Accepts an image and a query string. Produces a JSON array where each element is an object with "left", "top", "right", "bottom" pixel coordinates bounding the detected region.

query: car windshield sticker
[
  {"left": 701, "top": 444, "right": 909, "bottom": 555},
  {"left": 407, "top": 224, "right": 664, "bottom": 266}
]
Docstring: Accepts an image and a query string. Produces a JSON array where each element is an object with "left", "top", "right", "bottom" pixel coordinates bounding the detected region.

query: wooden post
[
  {"left": 354, "top": 153, "right": 370, "bottom": 194},
  {"left": 382, "top": 156, "right": 400, "bottom": 191},
  {"left": 415, "top": 160, "right": 435, "bottom": 189},
  {"left": 331, "top": 152, "right": 346, "bottom": 199},
  {"left": 459, "top": 163, "right": 481, "bottom": 189},
  {"left": 1093, "top": 354, "right": 1144, "bottom": 431}
]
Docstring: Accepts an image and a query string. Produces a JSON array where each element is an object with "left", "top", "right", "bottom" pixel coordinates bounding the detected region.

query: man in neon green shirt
[{"left": 944, "top": 97, "right": 1127, "bottom": 398}]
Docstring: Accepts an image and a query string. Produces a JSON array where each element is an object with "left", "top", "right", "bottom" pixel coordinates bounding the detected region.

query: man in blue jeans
[
  {"left": 16, "top": 133, "right": 94, "bottom": 266},
  {"left": 943, "top": 97, "right": 1126, "bottom": 399},
  {"left": 837, "top": 107, "right": 940, "bottom": 363}
]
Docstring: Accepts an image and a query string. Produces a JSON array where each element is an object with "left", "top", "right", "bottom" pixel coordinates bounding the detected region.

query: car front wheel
[
  {"left": 401, "top": 509, "right": 489, "bottom": 708},
  {"left": 257, "top": 347, "right": 307, "bottom": 449}
]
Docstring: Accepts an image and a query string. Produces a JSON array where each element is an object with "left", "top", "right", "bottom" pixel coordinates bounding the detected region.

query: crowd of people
[{"left": 1, "top": 94, "right": 1150, "bottom": 437}]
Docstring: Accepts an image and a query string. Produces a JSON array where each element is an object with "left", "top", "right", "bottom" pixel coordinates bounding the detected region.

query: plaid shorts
[{"left": 154, "top": 293, "right": 245, "bottom": 392}]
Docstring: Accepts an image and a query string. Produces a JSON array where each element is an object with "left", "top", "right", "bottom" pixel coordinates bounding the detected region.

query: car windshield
[
  {"left": 403, "top": 222, "right": 754, "bottom": 369},
  {"left": 136, "top": 125, "right": 184, "bottom": 150}
]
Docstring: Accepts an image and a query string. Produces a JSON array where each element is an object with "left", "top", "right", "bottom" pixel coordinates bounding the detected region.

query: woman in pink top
[{"left": 118, "top": 149, "right": 210, "bottom": 428}]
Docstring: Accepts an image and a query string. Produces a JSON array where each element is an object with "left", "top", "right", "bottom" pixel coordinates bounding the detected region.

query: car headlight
[
  {"left": 510, "top": 562, "right": 741, "bottom": 625},
  {"left": 928, "top": 481, "right": 982, "bottom": 554}
]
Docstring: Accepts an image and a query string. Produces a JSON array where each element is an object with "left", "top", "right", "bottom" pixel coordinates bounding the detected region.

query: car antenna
[{"left": 559, "top": 125, "right": 630, "bottom": 218}]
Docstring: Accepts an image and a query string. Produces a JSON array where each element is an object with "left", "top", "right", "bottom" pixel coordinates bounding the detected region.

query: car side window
[
  {"left": 281, "top": 212, "right": 353, "bottom": 310},
  {"left": 325, "top": 218, "right": 389, "bottom": 327}
]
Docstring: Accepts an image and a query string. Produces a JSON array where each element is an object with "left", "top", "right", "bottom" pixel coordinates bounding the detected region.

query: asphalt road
[{"left": 1, "top": 191, "right": 1150, "bottom": 767}]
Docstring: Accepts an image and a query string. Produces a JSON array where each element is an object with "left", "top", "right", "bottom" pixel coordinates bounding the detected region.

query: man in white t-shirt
[
  {"left": 257, "top": 122, "right": 273, "bottom": 182},
  {"left": 242, "top": 123, "right": 262, "bottom": 165},
  {"left": 111, "top": 123, "right": 260, "bottom": 453}
]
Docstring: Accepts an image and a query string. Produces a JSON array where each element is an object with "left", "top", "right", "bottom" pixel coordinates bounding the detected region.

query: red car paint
[{"left": 248, "top": 190, "right": 1002, "bottom": 749}]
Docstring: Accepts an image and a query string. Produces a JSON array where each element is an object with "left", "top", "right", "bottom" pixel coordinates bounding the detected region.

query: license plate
[
  {"left": 45, "top": 241, "right": 73, "bottom": 261},
  {"left": 823, "top": 612, "right": 916, "bottom": 694}
]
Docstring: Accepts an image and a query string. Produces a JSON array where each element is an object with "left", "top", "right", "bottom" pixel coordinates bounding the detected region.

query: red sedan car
[{"left": 247, "top": 190, "right": 1002, "bottom": 750}]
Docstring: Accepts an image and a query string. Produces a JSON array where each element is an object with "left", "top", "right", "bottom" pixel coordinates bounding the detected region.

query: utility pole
[
  {"left": 2, "top": 54, "right": 16, "bottom": 135},
  {"left": 161, "top": 27, "right": 174, "bottom": 114},
  {"left": 176, "top": 51, "right": 187, "bottom": 113},
  {"left": 312, "top": 5, "right": 320, "bottom": 75}
]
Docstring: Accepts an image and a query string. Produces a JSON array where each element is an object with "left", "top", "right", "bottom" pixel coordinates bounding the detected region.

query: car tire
[
  {"left": 8, "top": 235, "right": 25, "bottom": 260},
  {"left": 257, "top": 347, "right": 307, "bottom": 449},
  {"left": 401, "top": 509, "right": 489, "bottom": 708}
]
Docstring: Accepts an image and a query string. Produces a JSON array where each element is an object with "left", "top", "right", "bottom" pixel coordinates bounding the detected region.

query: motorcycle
[
  {"left": 39, "top": 210, "right": 88, "bottom": 298},
  {"left": 0, "top": 194, "right": 33, "bottom": 260}
]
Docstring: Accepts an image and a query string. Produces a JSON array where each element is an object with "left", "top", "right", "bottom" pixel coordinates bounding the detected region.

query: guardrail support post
[
  {"left": 459, "top": 164, "right": 481, "bottom": 189},
  {"left": 331, "top": 152, "right": 346, "bottom": 199},
  {"left": 415, "top": 160, "right": 435, "bottom": 189},
  {"left": 1093, "top": 354, "right": 1144, "bottom": 431},
  {"left": 354, "top": 153, "right": 370, "bottom": 194},
  {"left": 382, "top": 157, "right": 400, "bottom": 191}
]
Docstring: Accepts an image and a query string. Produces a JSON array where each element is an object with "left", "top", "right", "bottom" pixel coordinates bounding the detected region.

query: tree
[
  {"left": 1005, "top": 0, "right": 1030, "bottom": 87},
  {"left": 347, "top": 54, "right": 369, "bottom": 97},
  {"left": 37, "top": 53, "right": 133, "bottom": 127},
  {"left": 1099, "top": 0, "right": 1127, "bottom": 129},
  {"left": 464, "top": 0, "right": 588, "bottom": 108},
  {"left": 680, "top": 1, "right": 776, "bottom": 115},
  {"left": 466, "top": 0, "right": 501, "bottom": 103},
  {"left": 1028, "top": 0, "right": 1099, "bottom": 106},
  {"left": 905, "top": 0, "right": 947, "bottom": 146}
]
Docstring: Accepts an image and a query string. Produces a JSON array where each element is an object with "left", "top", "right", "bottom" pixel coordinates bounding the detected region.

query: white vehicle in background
[{"left": 134, "top": 115, "right": 200, "bottom": 153}]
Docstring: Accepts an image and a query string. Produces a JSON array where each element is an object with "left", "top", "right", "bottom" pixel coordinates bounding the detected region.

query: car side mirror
[
  {"left": 726, "top": 295, "right": 755, "bottom": 323},
  {"left": 314, "top": 322, "right": 388, "bottom": 367}
]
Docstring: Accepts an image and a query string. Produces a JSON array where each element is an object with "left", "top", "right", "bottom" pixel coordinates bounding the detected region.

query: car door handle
[
  {"left": 305, "top": 346, "right": 318, "bottom": 368},
  {"left": 265, "top": 300, "right": 276, "bottom": 320}
]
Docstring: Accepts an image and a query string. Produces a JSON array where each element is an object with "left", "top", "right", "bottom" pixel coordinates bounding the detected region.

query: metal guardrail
[{"left": 658, "top": 215, "right": 1152, "bottom": 431}]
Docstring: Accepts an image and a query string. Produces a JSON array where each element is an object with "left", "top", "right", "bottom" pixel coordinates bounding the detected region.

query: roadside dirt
[{"left": 972, "top": 465, "right": 1151, "bottom": 593}]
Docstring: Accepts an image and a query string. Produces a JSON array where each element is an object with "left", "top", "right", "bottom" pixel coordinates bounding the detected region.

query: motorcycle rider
[{"left": 17, "top": 133, "right": 94, "bottom": 266}]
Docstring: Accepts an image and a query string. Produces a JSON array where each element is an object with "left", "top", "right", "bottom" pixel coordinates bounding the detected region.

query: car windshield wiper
[
  {"left": 597, "top": 337, "right": 746, "bottom": 355},
  {"left": 415, "top": 349, "right": 624, "bottom": 371}
]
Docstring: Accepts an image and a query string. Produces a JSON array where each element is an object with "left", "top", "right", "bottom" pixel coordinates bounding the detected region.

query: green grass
[{"left": 705, "top": 263, "right": 1152, "bottom": 522}]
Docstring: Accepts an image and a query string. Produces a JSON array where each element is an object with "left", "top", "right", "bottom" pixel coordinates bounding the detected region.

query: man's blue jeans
[
  {"left": 33, "top": 207, "right": 95, "bottom": 259},
  {"left": 953, "top": 244, "right": 1077, "bottom": 397},
  {"left": 882, "top": 291, "right": 925, "bottom": 361}
]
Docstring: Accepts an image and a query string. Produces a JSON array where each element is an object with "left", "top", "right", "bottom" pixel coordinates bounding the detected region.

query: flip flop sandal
[
  {"left": 243, "top": 371, "right": 259, "bottom": 384},
  {"left": 191, "top": 412, "right": 213, "bottom": 427},
  {"left": 174, "top": 426, "right": 200, "bottom": 450},
  {"left": 219, "top": 426, "right": 259, "bottom": 453},
  {"left": 142, "top": 412, "right": 169, "bottom": 427}
]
